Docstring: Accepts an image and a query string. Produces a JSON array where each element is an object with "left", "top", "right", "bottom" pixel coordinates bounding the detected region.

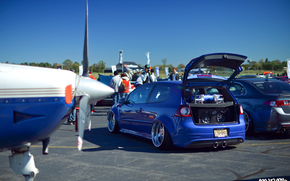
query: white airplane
[{"left": 0, "top": 1, "right": 114, "bottom": 180}]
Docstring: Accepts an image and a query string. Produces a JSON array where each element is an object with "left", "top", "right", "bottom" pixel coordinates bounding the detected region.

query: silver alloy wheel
[
  {"left": 107, "top": 112, "right": 116, "bottom": 132},
  {"left": 244, "top": 111, "right": 250, "bottom": 131},
  {"left": 151, "top": 121, "right": 165, "bottom": 147}
]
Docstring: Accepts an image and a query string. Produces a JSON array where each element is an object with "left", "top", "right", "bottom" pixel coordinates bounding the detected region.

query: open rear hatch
[
  {"left": 182, "top": 53, "right": 247, "bottom": 87},
  {"left": 182, "top": 53, "right": 247, "bottom": 125}
]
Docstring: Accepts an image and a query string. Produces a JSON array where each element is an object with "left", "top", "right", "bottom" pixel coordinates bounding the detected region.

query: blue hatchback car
[{"left": 107, "top": 53, "right": 246, "bottom": 149}]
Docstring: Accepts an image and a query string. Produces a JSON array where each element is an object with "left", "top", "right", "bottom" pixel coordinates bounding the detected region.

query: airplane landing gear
[{"left": 8, "top": 145, "right": 39, "bottom": 181}]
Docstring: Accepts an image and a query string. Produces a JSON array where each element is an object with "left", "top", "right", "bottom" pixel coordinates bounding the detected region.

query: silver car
[{"left": 230, "top": 77, "right": 290, "bottom": 135}]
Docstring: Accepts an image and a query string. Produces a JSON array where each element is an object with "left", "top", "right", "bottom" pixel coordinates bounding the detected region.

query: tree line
[
  {"left": 241, "top": 58, "right": 287, "bottom": 72},
  {"left": 147, "top": 58, "right": 186, "bottom": 74},
  {"left": 4, "top": 59, "right": 107, "bottom": 73},
  {"left": 155, "top": 58, "right": 288, "bottom": 73},
  {"left": 4, "top": 58, "right": 185, "bottom": 74},
  {"left": 3, "top": 57, "right": 287, "bottom": 73}
]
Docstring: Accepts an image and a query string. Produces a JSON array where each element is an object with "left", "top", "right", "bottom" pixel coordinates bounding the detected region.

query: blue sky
[{"left": 0, "top": 0, "right": 290, "bottom": 68}]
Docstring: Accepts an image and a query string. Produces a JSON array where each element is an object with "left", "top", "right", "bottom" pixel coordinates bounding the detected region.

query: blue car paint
[
  {"left": 108, "top": 53, "right": 247, "bottom": 148},
  {"left": 110, "top": 81, "right": 245, "bottom": 148},
  {"left": 232, "top": 79, "right": 290, "bottom": 132},
  {"left": 172, "top": 115, "right": 245, "bottom": 147}
]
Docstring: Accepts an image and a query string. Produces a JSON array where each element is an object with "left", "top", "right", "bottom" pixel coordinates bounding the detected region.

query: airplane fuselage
[{"left": 0, "top": 64, "right": 76, "bottom": 150}]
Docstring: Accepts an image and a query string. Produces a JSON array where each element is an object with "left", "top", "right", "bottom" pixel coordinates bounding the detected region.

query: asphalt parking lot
[{"left": 1, "top": 106, "right": 290, "bottom": 181}]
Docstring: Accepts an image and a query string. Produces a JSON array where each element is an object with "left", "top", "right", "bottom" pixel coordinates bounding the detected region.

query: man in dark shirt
[
  {"left": 169, "top": 67, "right": 180, "bottom": 81},
  {"left": 142, "top": 64, "right": 153, "bottom": 84}
]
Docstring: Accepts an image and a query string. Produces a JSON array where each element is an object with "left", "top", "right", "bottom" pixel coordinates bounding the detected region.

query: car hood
[{"left": 182, "top": 53, "right": 247, "bottom": 87}]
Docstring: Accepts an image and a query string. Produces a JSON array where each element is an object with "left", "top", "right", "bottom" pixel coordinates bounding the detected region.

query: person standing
[
  {"left": 169, "top": 67, "right": 180, "bottom": 81},
  {"left": 141, "top": 64, "right": 152, "bottom": 84},
  {"left": 119, "top": 73, "right": 130, "bottom": 99},
  {"left": 135, "top": 70, "right": 143, "bottom": 88},
  {"left": 150, "top": 69, "right": 157, "bottom": 82},
  {"left": 132, "top": 69, "right": 139, "bottom": 81},
  {"left": 110, "top": 71, "right": 121, "bottom": 104},
  {"left": 125, "top": 67, "right": 132, "bottom": 81}
]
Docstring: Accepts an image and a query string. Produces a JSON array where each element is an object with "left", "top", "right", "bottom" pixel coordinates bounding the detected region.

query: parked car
[
  {"left": 275, "top": 76, "right": 290, "bottom": 84},
  {"left": 263, "top": 71, "right": 274, "bottom": 78},
  {"left": 236, "top": 75, "right": 267, "bottom": 79},
  {"left": 107, "top": 53, "right": 246, "bottom": 149},
  {"left": 96, "top": 74, "right": 135, "bottom": 106},
  {"left": 229, "top": 77, "right": 290, "bottom": 135}
]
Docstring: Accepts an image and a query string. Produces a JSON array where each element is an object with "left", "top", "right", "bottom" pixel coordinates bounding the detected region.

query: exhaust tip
[
  {"left": 213, "top": 142, "right": 219, "bottom": 149},
  {"left": 222, "top": 141, "right": 227, "bottom": 148}
]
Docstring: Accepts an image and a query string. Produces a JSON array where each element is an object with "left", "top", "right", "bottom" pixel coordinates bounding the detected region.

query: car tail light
[
  {"left": 239, "top": 104, "right": 244, "bottom": 115},
  {"left": 174, "top": 105, "right": 192, "bottom": 117},
  {"left": 264, "top": 100, "right": 289, "bottom": 107}
]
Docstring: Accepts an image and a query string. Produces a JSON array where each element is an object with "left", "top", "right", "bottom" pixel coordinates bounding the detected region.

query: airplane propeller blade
[
  {"left": 87, "top": 110, "right": 91, "bottom": 131},
  {"left": 82, "top": 0, "right": 89, "bottom": 78},
  {"left": 77, "top": 95, "right": 89, "bottom": 151},
  {"left": 75, "top": 1, "right": 114, "bottom": 151},
  {"left": 75, "top": 76, "right": 114, "bottom": 150}
]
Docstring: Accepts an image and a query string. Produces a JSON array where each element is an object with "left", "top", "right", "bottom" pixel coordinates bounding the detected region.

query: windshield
[
  {"left": 253, "top": 81, "right": 290, "bottom": 94},
  {"left": 187, "top": 66, "right": 235, "bottom": 80}
]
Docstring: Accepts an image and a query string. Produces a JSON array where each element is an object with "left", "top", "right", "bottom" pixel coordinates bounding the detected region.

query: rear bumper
[
  {"left": 264, "top": 107, "right": 290, "bottom": 132},
  {"left": 267, "top": 124, "right": 290, "bottom": 133},
  {"left": 186, "top": 138, "right": 244, "bottom": 148},
  {"left": 171, "top": 116, "right": 245, "bottom": 148}
]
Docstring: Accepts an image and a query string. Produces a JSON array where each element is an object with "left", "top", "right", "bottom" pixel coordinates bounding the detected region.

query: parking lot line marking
[
  {"left": 30, "top": 142, "right": 290, "bottom": 149},
  {"left": 31, "top": 145, "right": 147, "bottom": 149},
  {"left": 31, "top": 145, "right": 100, "bottom": 149},
  {"left": 235, "top": 142, "right": 290, "bottom": 147}
]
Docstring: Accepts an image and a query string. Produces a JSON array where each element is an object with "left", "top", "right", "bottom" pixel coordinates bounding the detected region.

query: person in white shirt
[
  {"left": 110, "top": 71, "right": 121, "bottom": 104},
  {"left": 150, "top": 69, "right": 157, "bottom": 82},
  {"left": 124, "top": 67, "right": 132, "bottom": 81},
  {"left": 135, "top": 71, "right": 143, "bottom": 88}
]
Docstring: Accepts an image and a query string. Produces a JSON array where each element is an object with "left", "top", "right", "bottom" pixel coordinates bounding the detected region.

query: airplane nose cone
[{"left": 76, "top": 76, "right": 114, "bottom": 104}]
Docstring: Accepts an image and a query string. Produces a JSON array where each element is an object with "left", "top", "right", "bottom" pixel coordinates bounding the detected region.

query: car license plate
[{"left": 214, "top": 129, "right": 228, "bottom": 138}]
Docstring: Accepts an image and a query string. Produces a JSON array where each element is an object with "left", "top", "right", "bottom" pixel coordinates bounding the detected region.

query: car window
[
  {"left": 229, "top": 83, "right": 246, "bottom": 96},
  {"left": 127, "top": 84, "right": 155, "bottom": 104},
  {"left": 276, "top": 76, "right": 288, "bottom": 81},
  {"left": 253, "top": 81, "right": 290, "bottom": 94},
  {"left": 207, "top": 88, "right": 219, "bottom": 94},
  {"left": 148, "top": 84, "right": 171, "bottom": 103}
]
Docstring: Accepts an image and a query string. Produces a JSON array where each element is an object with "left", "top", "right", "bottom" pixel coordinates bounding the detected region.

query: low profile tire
[
  {"left": 151, "top": 121, "right": 173, "bottom": 150},
  {"left": 107, "top": 112, "right": 119, "bottom": 133},
  {"left": 244, "top": 111, "right": 254, "bottom": 136}
]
